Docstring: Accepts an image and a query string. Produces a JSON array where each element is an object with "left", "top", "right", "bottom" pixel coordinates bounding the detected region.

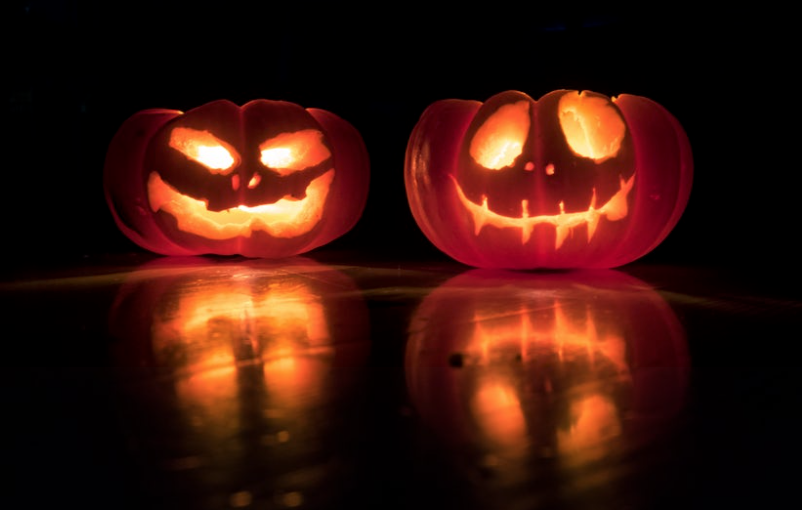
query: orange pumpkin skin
[
  {"left": 104, "top": 99, "right": 370, "bottom": 258},
  {"left": 405, "top": 90, "right": 693, "bottom": 269}
]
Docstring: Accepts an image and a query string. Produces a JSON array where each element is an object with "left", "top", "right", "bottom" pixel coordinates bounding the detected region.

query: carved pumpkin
[
  {"left": 107, "top": 257, "right": 371, "bottom": 507},
  {"left": 405, "top": 90, "right": 693, "bottom": 269},
  {"left": 104, "top": 99, "right": 370, "bottom": 258},
  {"left": 405, "top": 269, "right": 689, "bottom": 490}
]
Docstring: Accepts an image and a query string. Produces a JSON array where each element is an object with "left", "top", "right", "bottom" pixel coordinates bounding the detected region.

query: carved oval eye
[
  {"left": 469, "top": 101, "right": 530, "bottom": 170},
  {"left": 259, "top": 129, "right": 331, "bottom": 176},
  {"left": 169, "top": 127, "right": 240, "bottom": 174},
  {"left": 558, "top": 93, "right": 625, "bottom": 163}
]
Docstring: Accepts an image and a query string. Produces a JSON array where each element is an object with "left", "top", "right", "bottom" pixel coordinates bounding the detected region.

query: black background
[
  {"left": 4, "top": 4, "right": 802, "bottom": 510},
  {"left": 5, "top": 2, "right": 797, "bottom": 270}
]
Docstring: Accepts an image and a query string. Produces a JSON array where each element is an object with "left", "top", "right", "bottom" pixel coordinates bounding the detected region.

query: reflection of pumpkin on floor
[
  {"left": 107, "top": 257, "right": 371, "bottom": 504},
  {"left": 405, "top": 89, "right": 693, "bottom": 269},
  {"left": 104, "top": 99, "right": 369, "bottom": 258},
  {"left": 405, "top": 268, "right": 690, "bottom": 476}
]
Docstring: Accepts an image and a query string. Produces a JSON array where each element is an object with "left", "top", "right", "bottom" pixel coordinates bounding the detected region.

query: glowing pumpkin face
[
  {"left": 104, "top": 99, "right": 370, "bottom": 258},
  {"left": 405, "top": 90, "right": 693, "bottom": 269}
]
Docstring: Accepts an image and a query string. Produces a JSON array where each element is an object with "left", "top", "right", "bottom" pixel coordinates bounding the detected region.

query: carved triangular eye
[
  {"left": 469, "top": 100, "right": 530, "bottom": 170},
  {"left": 170, "top": 127, "right": 240, "bottom": 173},
  {"left": 260, "top": 129, "right": 331, "bottom": 176},
  {"left": 558, "top": 92, "right": 625, "bottom": 163}
]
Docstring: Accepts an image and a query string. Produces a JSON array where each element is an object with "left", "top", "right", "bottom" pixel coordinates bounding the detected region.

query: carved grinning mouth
[
  {"left": 147, "top": 169, "right": 334, "bottom": 240},
  {"left": 452, "top": 174, "right": 635, "bottom": 249}
]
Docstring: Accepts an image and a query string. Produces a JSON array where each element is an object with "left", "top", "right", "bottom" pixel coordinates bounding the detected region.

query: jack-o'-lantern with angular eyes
[
  {"left": 405, "top": 90, "right": 693, "bottom": 269},
  {"left": 104, "top": 99, "right": 370, "bottom": 258}
]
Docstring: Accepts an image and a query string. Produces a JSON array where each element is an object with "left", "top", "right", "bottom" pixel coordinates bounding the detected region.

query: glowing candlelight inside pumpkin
[{"left": 170, "top": 127, "right": 238, "bottom": 172}]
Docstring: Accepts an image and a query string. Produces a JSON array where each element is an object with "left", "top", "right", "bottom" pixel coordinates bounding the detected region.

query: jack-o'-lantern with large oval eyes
[
  {"left": 405, "top": 90, "right": 693, "bottom": 269},
  {"left": 104, "top": 99, "right": 370, "bottom": 258}
]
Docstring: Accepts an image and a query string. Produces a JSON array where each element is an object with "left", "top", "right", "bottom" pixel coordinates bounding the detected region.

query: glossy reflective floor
[{"left": 2, "top": 252, "right": 800, "bottom": 510}]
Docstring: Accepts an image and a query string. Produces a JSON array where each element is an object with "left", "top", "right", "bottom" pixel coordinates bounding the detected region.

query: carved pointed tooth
[
  {"left": 587, "top": 213, "right": 600, "bottom": 242},
  {"left": 521, "top": 223, "right": 533, "bottom": 244},
  {"left": 589, "top": 188, "right": 597, "bottom": 210},
  {"left": 555, "top": 225, "right": 569, "bottom": 250},
  {"left": 473, "top": 212, "right": 485, "bottom": 235},
  {"left": 473, "top": 195, "right": 489, "bottom": 235},
  {"left": 519, "top": 200, "right": 533, "bottom": 244},
  {"left": 619, "top": 197, "right": 628, "bottom": 217},
  {"left": 604, "top": 190, "right": 628, "bottom": 221}
]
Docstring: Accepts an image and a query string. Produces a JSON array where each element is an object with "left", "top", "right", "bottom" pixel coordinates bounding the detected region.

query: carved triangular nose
[
  {"left": 246, "top": 173, "right": 262, "bottom": 189},
  {"left": 230, "top": 172, "right": 261, "bottom": 191}
]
